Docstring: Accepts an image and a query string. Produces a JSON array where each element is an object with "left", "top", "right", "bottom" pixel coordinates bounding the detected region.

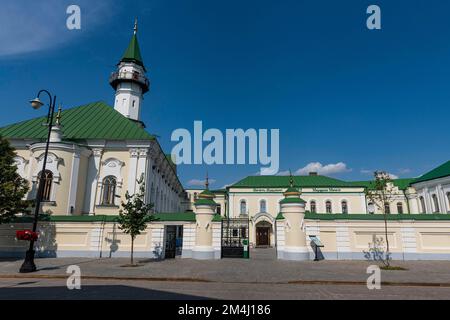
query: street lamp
[{"left": 19, "top": 90, "right": 57, "bottom": 273}]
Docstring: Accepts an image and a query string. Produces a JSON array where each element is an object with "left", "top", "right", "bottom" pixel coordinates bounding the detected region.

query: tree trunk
[{"left": 131, "top": 237, "right": 134, "bottom": 266}]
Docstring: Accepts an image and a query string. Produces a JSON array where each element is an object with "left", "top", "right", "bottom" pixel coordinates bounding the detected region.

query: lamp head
[{"left": 30, "top": 98, "right": 44, "bottom": 110}]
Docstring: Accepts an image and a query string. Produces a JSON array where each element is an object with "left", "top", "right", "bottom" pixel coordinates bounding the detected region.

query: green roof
[
  {"left": 0, "top": 101, "right": 155, "bottom": 142},
  {"left": 230, "top": 175, "right": 357, "bottom": 188},
  {"left": 279, "top": 197, "right": 306, "bottom": 204},
  {"left": 194, "top": 198, "right": 217, "bottom": 206},
  {"left": 121, "top": 34, "right": 145, "bottom": 69},
  {"left": 212, "top": 189, "right": 227, "bottom": 194},
  {"left": 413, "top": 161, "right": 450, "bottom": 184},
  {"left": 347, "top": 178, "right": 416, "bottom": 191}
]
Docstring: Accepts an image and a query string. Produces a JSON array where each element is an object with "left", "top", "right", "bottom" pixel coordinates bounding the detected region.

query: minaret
[
  {"left": 110, "top": 18, "right": 149, "bottom": 123},
  {"left": 49, "top": 105, "right": 63, "bottom": 143}
]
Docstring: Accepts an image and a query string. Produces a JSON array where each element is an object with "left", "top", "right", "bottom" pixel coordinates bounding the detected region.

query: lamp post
[{"left": 19, "top": 90, "right": 57, "bottom": 273}]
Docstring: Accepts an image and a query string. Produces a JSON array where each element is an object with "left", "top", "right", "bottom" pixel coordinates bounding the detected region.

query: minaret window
[{"left": 101, "top": 176, "right": 117, "bottom": 205}]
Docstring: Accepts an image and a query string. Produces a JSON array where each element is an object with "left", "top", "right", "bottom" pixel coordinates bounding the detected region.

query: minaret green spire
[
  {"left": 120, "top": 18, "right": 145, "bottom": 70},
  {"left": 280, "top": 172, "right": 306, "bottom": 204}
]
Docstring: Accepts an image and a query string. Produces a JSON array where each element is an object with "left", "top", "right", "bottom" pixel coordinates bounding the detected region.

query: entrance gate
[{"left": 221, "top": 218, "right": 249, "bottom": 258}]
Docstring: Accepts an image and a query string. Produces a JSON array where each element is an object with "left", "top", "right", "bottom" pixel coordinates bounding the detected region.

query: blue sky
[{"left": 1, "top": 0, "right": 449, "bottom": 189}]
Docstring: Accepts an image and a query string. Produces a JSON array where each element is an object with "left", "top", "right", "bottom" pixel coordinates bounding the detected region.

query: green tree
[
  {"left": 365, "top": 171, "right": 395, "bottom": 267},
  {"left": 118, "top": 174, "right": 154, "bottom": 265},
  {"left": 0, "top": 136, "right": 30, "bottom": 224}
]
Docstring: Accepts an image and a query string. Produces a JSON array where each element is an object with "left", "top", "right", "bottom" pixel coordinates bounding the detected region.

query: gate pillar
[
  {"left": 277, "top": 175, "right": 310, "bottom": 261},
  {"left": 192, "top": 185, "right": 218, "bottom": 260}
]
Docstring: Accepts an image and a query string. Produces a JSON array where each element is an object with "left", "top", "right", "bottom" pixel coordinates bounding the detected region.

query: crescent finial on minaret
[{"left": 134, "top": 17, "right": 138, "bottom": 35}]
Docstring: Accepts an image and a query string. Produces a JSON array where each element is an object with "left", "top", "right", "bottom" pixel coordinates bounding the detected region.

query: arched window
[
  {"left": 326, "top": 201, "right": 332, "bottom": 214},
  {"left": 384, "top": 203, "right": 391, "bottom": 214},
  {"left": 341, "top": 201, "right": 348, "bottom": 214},
  {"left": 216, "top": 204, "right": 222, "bottom": 215},
  {"left": 368, "top": 202, "right": 375, "bottom": 214},
  {"left": 310, "top": 201, "right": 317, "bottom": 213},
  {"left": 432, "top": 194, "right": 440, "bottom": 213},
  {"left": 39, "top": 170, "right": 53, "bottom": 202},
  {"left": 260, "top": 200, "right": 267, "bottom": 213},
  {"left": 397, "top": 202, "right": 404, "bottom": 214},
  {"left": 101, "top": 176, "right": 117, "bottom": 205},
  {"left": 420, "top": 196, "right": 426, "bottom": 213},
  {"left": 240, "top": 200, "right": 247, "bottom": 215}
]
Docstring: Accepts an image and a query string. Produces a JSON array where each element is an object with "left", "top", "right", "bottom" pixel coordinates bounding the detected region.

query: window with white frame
[
  {"left": 397, "top": 202, "right": 404, "bottom": 214},
  {"left": 38, "top": 170, "right": 53, "bottom": 202},
  {"left": 325, "top": 201, "right": 332, "bottom": 214},
  {"left": 384, "top": 202, "right": 391, "bottom": 214},
  {"left": 420, "top": 196, "right": 426, "bottom": 213},
  {"left": 341, "top": 200, "right": 348, "bottom": 214},
  {"left": 310, "top": 201, "right": 316, "bottom": 213},
  {"left": 447, "top": 192, "right": 450, "bottom": 212},
  {"left": 260, "top": 199, "right": 267, "bottom": 213},
  {"left": 432, "top": 194, "right": 440, "bottom": 213},
  {"left": 101, "top": 176, "right": 117, "bottom": 205},
  {"left": 240, "top": 200, "right": 247, "bottom": 215}
]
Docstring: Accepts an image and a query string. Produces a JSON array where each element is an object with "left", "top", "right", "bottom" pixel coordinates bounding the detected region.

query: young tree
[
  {"left": 118, "top": 174, "right": 154, "bottom": 265},
  {"left": 0, "top": 136, "right": 30, "bottom": 224},
  {"left": 365, "top": 171, "right": 396, "bottom": 266}
]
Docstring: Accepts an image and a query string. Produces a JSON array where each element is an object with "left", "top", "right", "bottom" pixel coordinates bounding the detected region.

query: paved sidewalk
[{"left": 1, "top": 249, "right": 450, "bottom": 286}]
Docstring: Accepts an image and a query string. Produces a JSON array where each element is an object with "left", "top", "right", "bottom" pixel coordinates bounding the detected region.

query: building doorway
[
  {"left": 164, "top": 225, "right": 183, "bottom": 259},
  {"left": 255, "top": 221, "right": 272, "bottom": 247}
]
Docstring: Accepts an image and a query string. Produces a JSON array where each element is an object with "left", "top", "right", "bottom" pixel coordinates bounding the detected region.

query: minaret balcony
[{"left": 109, "top": 71, "right": 149, "bottom": 93}]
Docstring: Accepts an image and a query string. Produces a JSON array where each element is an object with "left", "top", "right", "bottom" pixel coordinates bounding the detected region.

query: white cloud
[
  {"left": 187, "top": 179, "right": 216, "bottom": 187},
  {"left": 0, "top": 1, "right": 117, "bottom": 57},
  {"left": 295, "top": 162, "right": 351, "bottom": 176},
  {"left": 398, "top": 168, "right": 411, "bottom": 175},
  {"left": 388, "top": 173, "right": 399, "bottom": 180}
]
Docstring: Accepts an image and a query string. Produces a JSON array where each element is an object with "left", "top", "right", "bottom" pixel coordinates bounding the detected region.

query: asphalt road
[{"left": 1, "top": 277, "right": 450, "bottom": 300}]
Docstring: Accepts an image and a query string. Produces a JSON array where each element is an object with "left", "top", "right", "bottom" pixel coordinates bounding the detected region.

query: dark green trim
[
  {"left": 279, "top": 197, "right": 306, "bottom": 204},
  {"left": 194, "top": 199, "right": 217, "bottom": 206}
]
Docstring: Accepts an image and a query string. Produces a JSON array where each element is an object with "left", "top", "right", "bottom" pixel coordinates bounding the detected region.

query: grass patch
[{"left": 380, "top": 265, "right": 408, "bottom": 271}]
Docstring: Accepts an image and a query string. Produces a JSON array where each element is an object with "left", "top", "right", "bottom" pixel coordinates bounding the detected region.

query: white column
[
  {"left": 438, "top": 185, "right": 447, "bottom": 213},
  {"left": 360, "top": 194, "right": 367, "bottom": 213},
  {"left": 67, "top": 153, "right": 81, "bottom": 214},
  {"left": 127, "top": 148, "right": 139, "bottom": 195},
  {"left": 87, "top": 149, "right": 103, "bottom": 214},
  {"left": 137, "top": 149, "right": 147, "bottom": 180}
]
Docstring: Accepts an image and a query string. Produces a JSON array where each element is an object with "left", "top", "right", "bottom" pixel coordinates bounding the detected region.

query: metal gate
[{"left": 221, "top": 218, "right": 249, "bottom": 258}]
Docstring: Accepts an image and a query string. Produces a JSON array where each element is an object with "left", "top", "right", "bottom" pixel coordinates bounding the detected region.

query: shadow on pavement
[{"left": 0, "top": 285, "right": 211, "bottom": 300}]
